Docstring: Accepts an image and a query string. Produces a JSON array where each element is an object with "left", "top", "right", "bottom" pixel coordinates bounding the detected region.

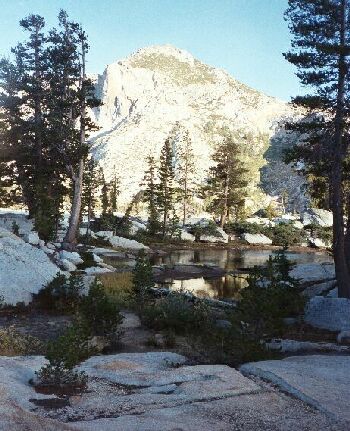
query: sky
[{"left": 0, "top": 0, "right": 303, "bottom": 101}]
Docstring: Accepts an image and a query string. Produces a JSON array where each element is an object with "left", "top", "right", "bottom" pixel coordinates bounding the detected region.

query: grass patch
[{"left": 98, "top": 272, "right": 134, "bottom": 306}]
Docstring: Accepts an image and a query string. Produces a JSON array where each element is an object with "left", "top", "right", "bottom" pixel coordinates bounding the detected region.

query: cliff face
[{"left": 90, "top": 44, "right": 302, "bottom": 211}]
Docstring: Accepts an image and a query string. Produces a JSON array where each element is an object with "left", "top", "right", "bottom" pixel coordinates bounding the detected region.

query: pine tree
[
  {"left": 176, "top": 130, "right": 196, "bottom": 226},
  {"left": 285, "top": 0, "right": 350, "bottom": 298},
  {"left": 101, "top": 173, "right": 110, "bottom": 216},
  {"left": 81, "top": 156, "right": 102, "bottom": 239},
  {"left": 203, "top": 131, "right": 248, "bottom": 228},
  {"left": 109, "top": 168, "right": 121, "bottom": 213},
  {"left": 157, "top": 137, "right": 177, "bottom": 238},
  {"left": 142, "top": 155, "right": 160, "bottom": 235},
  {"left": 0, "top": 14, "right": 62, "bottom": 239}
]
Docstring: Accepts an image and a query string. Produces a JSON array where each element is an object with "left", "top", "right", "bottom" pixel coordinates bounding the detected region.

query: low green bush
[
  {"left": 235, "top": 250, "right": 305, "bottom": 337},
  {"left": 265, "top": 223, "right": 306, "bottom": 247},
  {"left": 225, "top": 221, "right": 267, "bottom": 235},
  {"left": 142, "top": 291, "right": 213, "bottom": 334},
  {"left": 0, "top": 326, "right": 44, "bottom": 356},
  {"left": 34, "top": 363, "right": 88, "bottom": 393},
  {"left": 34, "top": 273, "right": 84, "bottom": 313},
  {"left": 304, "top": 223, "right": 332, "bottom": 245},
  {"left": 79, "top": 279, "right": 123, "bottom": 337}
]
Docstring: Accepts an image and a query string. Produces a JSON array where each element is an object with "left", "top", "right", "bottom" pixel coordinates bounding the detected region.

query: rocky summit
[{"left": 90, "top": 45, "right": 303, "bottom": 211}]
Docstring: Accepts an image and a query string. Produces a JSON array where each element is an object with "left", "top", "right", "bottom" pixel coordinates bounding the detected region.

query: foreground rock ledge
[
  {"left": 0, "top": 353, "right": 345, "bottom": 431},
  {"left": 240, "top": 355, "right": 350, "bottom": 425}
]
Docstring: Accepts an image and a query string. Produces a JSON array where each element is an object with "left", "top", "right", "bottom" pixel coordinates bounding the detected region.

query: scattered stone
[
  {"left": 242, "top": 233, "right": 272, "bottom": 245},
  {"left": 59, "top": 259, "right": 77, "bottom": 272},
  {"left": 23, "top": 232, "right": 40, "bottom": 245},
  {"left": 84, "top": 266, "right": 113, "bottom": 275},
  {"left": 309, "top": 237, "right": 330, "bottom": 248},
  {"left": 180, "top": 229, "right": 196, "bottom": 242},
  {"left": 59, "top": 250, "right": 84, "bottom": 265},
  {"left": 109, "top": 235, "right": 149, "bottom": 250},
  {"left": 265, "top": 338, "right": 350, "bottom": 354},
  {"left": 92, "top": 253, "right": 103, "bottom": 263},
  {"left": 96, "top": 230, "right": 114, "bottom": 239}
]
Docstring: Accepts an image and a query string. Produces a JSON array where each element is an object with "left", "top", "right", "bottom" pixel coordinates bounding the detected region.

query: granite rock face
[
  {"left": 0, "top": 228, "right": 60, "bottom": 305},
  {"left": 90, "top": 45, "right": 301, "bottom": 212}
]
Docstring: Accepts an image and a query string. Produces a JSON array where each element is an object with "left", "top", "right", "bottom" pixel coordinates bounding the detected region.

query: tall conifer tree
[{"left": 285, "top": 0, "right": 350, "bottom": 297}]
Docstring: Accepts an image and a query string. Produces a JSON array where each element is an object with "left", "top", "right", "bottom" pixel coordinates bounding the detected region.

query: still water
[{"left": 152, "top": 248, "right": 332, "bottom": 301}]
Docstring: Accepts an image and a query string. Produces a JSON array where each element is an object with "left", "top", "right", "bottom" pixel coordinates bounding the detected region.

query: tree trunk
[
  {"left": 63, "top": 34, "right": 87, "bottom": 248},
  {"left": 331, "top": 0, "right": 350, "bottom": 298},
  {"left": 220, "top": 173, "right": 229, "bottom": 228}
]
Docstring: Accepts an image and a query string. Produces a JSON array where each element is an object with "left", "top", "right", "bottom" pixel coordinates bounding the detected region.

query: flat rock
[
  {"left": 0, "top": 353, "right": 343, "bottom": 430},
  {"left": 302, "top": 208, "right": 333, "bottom": 227},
  {"left": 241, "top": 355, "right": 350, "bottom": 424}
]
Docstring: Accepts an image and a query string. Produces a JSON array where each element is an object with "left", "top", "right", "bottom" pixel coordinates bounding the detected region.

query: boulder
[
  {"left": 305, "top": 297, "right": 350, "bottom": 331},
  {"left": 84, "top": 266, "right": 113, "bottom": 275},
  {"left": 23, "top": 232, "right": 40, "bottom": 246},
  {"left": 109, "top": 235, "right": 149, "bottom": 250},
  {"left": 309, "top": 237, "right": 329, "bottom": 248},
  {"left": 130, "top": 220, "right": 147, "bottom": 235},
  {"left": 302, "top": 280, "right": 337, "bottom": 298},
  {"left": 242, "top": 233, "right": 272, "bottom": 245},
  {"left": 59, "top": 259, "right": 77, "bottom": 272},
  {"left": 180, "top": 229, "right": 195, "bottom": 242},
  {"left": 302, "top": 208, "right": 333, "bottom": 227},
  {"left": 337, "top": 331, "right": 350, "bottom": 345},
  {"left": 0, "top": 229, "right": 61, "bottom": 305},
  {"left": 246, "top": 217, "right": 273, "bottom": 226},
  {"left": 290, "top": 263, "right": 335, "bottom": 284},
  {"left": 92, "top": 253, "right": 103, "bottom": 263},
  {"left": 59, "top": 250, "right": 83, "bottom": 265},
  {"left": 96, "top": 230, "right": 114, "bottom": 239}
]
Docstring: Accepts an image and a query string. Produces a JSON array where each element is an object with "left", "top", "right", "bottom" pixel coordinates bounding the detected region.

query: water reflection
[
  {"left": 151, "top": 248, "right": 332, "bottom": 271},
  {"left": 153, "top": 248, "right": 332, "bottom": 301},
  {"left": 156, "top": 274, "right": 248, "bottom": 301}
]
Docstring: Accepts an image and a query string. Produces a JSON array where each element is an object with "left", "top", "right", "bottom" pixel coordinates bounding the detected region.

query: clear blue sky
[{"left": 0, "top": 0, "right": 302, "bottom": 101}]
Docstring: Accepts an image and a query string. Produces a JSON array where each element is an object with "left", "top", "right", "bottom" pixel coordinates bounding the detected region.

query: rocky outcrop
[
  {"left": 302, "top": 208, "right": 333, "bottom": 227},
  {"left": 90, "top": 45, "right": 299, "bottom": 211},
  {"left": 0, "top": 228, "right": 60, "bottom": 305}
]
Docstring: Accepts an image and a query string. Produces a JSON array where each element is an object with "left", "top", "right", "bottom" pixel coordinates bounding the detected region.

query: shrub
[
  {"left": 79, "top": 279, "right": 123, "bottom": 337},
  {"left": 235, "top": 250, "right": 305, "bottom": 338},
  {"left": 34, "top": 273, "right": 84, "bottom": 313},
  {"left": 132, "top": 250, "right": 154, "bottom": 311},
  {"left": 304, "top": 223, "right": 332, "bottom": 245},
  {"left": 266, "top": 223, "right": 306, "bottom": 247},
  {"left": 12, "top": 221, "right": 19, "bottom": 236},
  {"left": 0, "top": 326, "right": 44, "bottom": 355},
  {"left": 45, "top": 320, "right": 93, "bottom": 369},
  {"left": 142, "top": 291, "right": 212, "bottom": 334},
  {"left": 225, "top": 221, "right": 267, "bottom": 235},
  {"left": 34, "top": 363, "right": 88, "bottom": 394},
  {"left": 188, "top": 221, "right": 221, "bottom": 241}
]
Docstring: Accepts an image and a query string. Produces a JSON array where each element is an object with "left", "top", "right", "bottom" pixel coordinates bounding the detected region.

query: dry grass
[{"left": 98, "top": 272, "right": 133, "bottom": 305}]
